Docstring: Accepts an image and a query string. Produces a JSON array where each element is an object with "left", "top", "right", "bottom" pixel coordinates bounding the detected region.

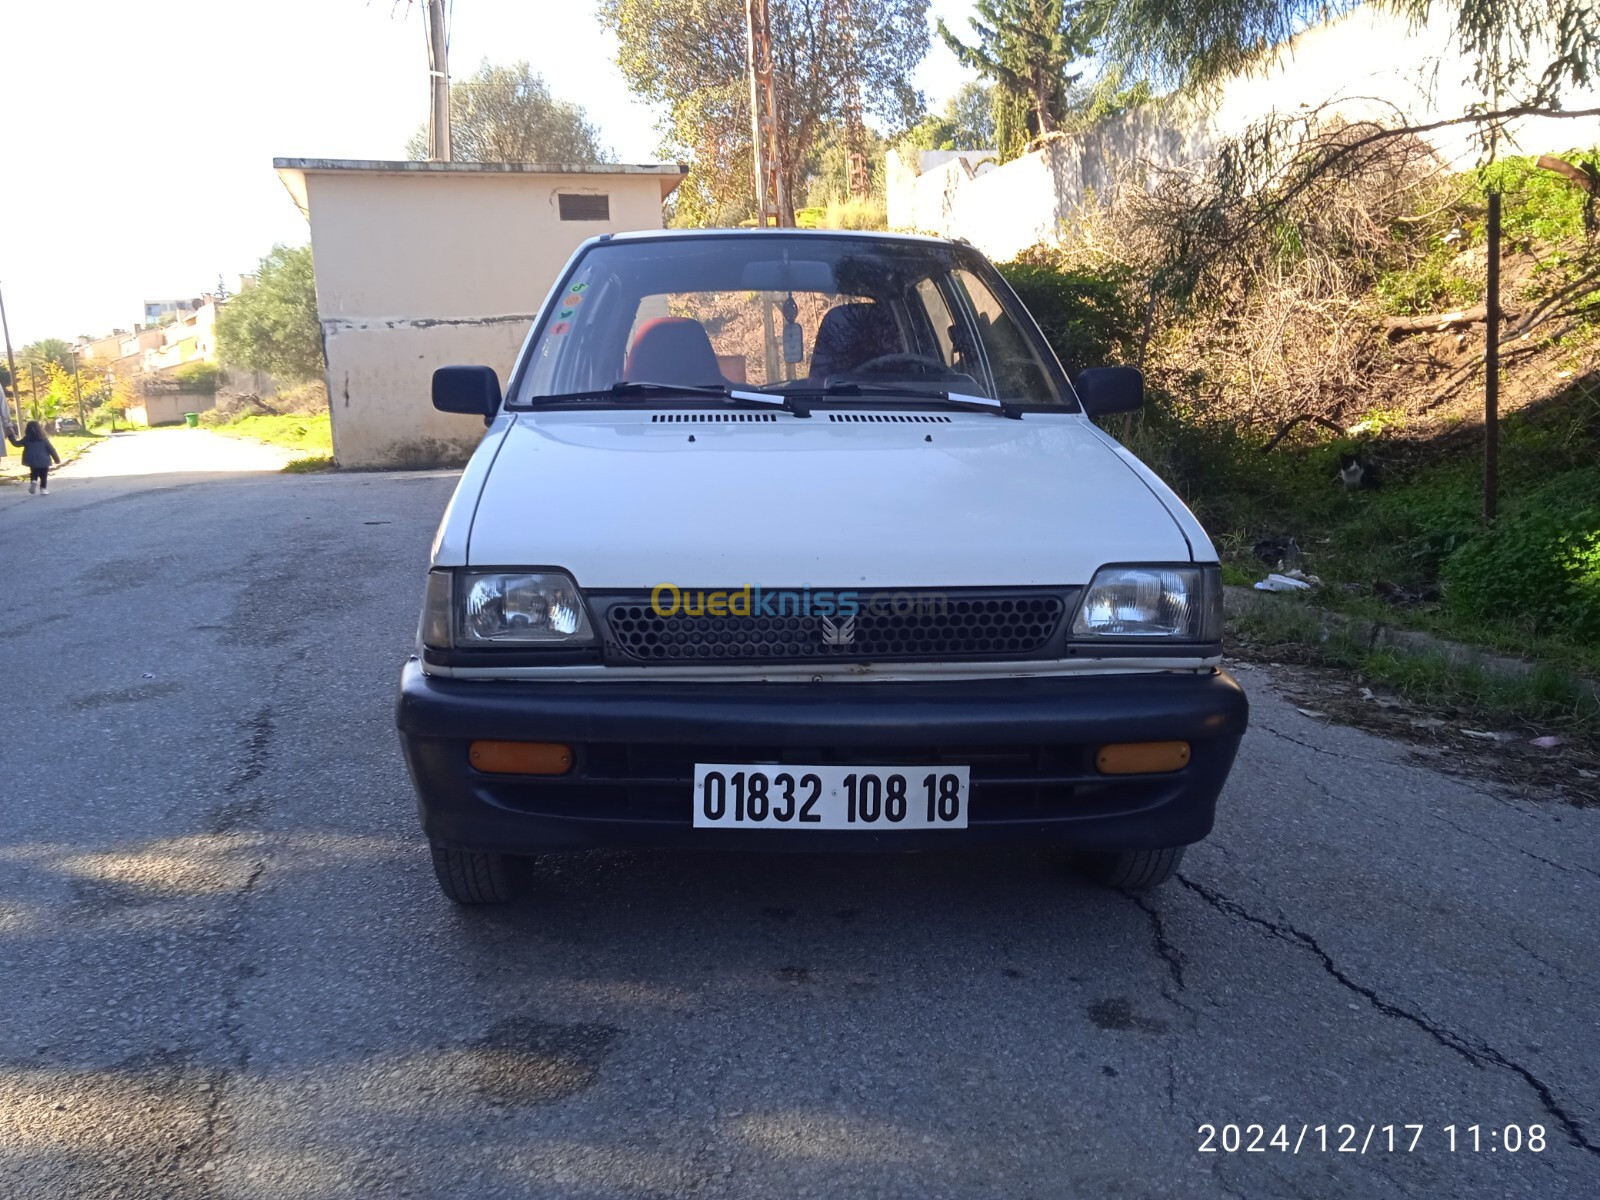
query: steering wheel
[{"left": 843, "top": 352, "right": 953, "bottom": 378}]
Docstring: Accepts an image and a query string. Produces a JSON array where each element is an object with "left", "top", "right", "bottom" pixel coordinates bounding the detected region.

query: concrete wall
[
  {"left": 889, "top": 5, "right": 1600, "bottom": 256},
  {"left": 126, "top": 390, "right": 216, "bottom": 428},
  {"left": 295, "top": 168, "right": 675, "bottom": 468}
]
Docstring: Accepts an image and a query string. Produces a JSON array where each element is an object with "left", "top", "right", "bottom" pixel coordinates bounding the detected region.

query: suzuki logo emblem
[{"left": 819, "top": 615, "right": 856, "bottom": 646}]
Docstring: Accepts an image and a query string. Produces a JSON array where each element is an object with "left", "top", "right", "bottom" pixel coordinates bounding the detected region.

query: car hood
[{"left": 463, "top": 410, "right": 1193, "bottom": 587}]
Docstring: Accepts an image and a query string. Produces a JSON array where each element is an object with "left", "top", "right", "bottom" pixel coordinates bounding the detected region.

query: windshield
[{"left": 512, "top": 234, "right": 1074, "bottom": 407}]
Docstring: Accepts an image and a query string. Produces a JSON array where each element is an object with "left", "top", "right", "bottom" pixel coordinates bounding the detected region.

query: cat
[{"left": 1338, "top": 452, "right": 1381, "bottom": 490}]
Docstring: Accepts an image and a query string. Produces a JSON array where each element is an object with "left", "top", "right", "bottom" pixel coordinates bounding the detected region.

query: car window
[
  {"left": 512, "top": 236, "right": 1073, "bottom": 406},
  {"left": 625, "top": 291, "right": 869, "bottom": 389},
  {"left": 950, "top": 269, "right": 1056, "bottom": 401}
]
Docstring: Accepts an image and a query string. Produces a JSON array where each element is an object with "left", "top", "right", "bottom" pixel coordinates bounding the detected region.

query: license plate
[{"left": 692, "top": 764, "right": 970, "bottom": 830}]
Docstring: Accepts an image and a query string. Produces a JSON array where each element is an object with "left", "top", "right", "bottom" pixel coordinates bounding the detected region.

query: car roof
[{"left": 599, "top": 227, "right": 966, "bottom": 250}]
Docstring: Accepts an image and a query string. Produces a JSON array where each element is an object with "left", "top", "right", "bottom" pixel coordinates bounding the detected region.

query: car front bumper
[{"left": 395, "top": 660, "right": 1248, "bottom": 854}]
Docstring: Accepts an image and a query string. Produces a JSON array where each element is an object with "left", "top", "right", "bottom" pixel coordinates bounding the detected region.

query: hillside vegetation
[{"left": 1002, "top": 138, "right": 1600, "bottom": 671}]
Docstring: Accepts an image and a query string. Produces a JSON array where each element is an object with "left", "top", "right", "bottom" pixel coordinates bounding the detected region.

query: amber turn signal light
[
  {"left": 1095, "top": 741, "right": 1191, "bottom": 775},
  {"left": 469, "top": 741, "right": 574, "bottom": 776}
]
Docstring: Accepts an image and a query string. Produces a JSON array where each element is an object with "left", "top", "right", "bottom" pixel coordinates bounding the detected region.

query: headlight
[
  {"left": 421, "top": 569, "right": 596, "bottom": 648},
  {"left": 1071, "top": 565, "right": 1221, "bottom": 640}
]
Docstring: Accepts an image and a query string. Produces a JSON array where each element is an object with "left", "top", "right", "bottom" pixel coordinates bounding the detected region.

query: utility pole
[
  {"left": 425, "top": 0, "right": 451, "bottom": 161},
  {"left": 70, "top": 347, "right": 86, "bottom": 430},
  {"left": 838, "top": 0, "right": 870, "bottom": 198},
  {"left": 0, "top": 281, "right": 18, "bottom": 446},
  {"left": 746, "top": 0, "right": 773, "bottom": 231},
  {"left": 744, "top": 0, "right": 789, "bottom": 227}
]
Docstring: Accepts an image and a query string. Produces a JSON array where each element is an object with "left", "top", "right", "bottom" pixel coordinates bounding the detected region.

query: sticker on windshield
[
  {"left": 563, "top": 292, "right": 584, "bottom": 306},
  {"left": 568, "top": 282, "right": 588, "bottom": 294},
  {"left": 548, "top": 321, "right": 570, "bottom": 336},
  {"left": 558, "top": 307, "right": 576, "bottom": 320}
]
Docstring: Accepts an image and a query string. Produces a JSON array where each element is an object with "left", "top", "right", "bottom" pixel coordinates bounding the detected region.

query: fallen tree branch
[
  {"left": 1261, "top": 412, "right": 1347, "bottom": 453},
  {"left": 1536, "top": 154, "right": 1598, "bottom": 195},
  {"left": 1383, "top": 304, "right": 1521, "bottom": 337}
]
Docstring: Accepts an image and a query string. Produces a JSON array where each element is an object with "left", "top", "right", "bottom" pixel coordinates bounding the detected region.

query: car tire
[
  {"left": 429, "top": 842, "right": 531, "bottom": 905},
  {"left": 1077, "top": 845, "right": 1186, "bottom": 891}
]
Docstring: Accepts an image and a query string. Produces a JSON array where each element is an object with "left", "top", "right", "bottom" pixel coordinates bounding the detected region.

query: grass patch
[
  {"left": 281, "top": 454, "right": 334, "bottom": 473},
  {"left": 1230, "top": 600, "right": 1600, "bottom": 733},
  {"left": 204, "top": 411, "right": 332, "bottom": 457}
]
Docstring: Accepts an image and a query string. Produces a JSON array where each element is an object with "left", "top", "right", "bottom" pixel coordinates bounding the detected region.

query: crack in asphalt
[
  {"left": 1428, "top": 809, "right": 1600, "bottom": 883},
  {"left": 1177, "top": 875, "right": 1600, "bottom": 1157},
  {"left": 1128, "top": 893, "right": 1188, "bottom": 995},
  {"left": 1511, "top": 936, "right": 1582, "bottom": 989},
  {"left": 191, "top": 855, "right": 269, "bottom": 1188},
  {"left": 1254, "top": 722, "right": 1376, "bottom": 763}
]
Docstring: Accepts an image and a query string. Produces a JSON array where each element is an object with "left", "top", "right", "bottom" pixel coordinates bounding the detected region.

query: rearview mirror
[
  {"left": 739, "top": 260, "right": 836, "bottom": 292},
  {"left": 1075, "top": 366, "right": 1143, "bottom": 417},
  {"left": 433, "top": 365, "right": 502, "bottom": 422}
]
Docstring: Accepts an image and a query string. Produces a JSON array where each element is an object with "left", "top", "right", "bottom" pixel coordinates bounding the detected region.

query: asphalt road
[{"left": 2, "top": 440, "right": 1597, "bottom": 1199}]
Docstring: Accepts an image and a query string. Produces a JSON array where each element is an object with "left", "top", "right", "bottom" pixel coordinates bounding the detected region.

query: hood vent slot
[
  {"left": 828, "top": 413, "right": 953, "bottom": 423},
  {"left": 651, "top": 412, "right": 777, "bottom": 423}
]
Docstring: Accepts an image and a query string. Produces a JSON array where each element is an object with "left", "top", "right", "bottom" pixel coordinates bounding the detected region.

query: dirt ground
[{"left": 1226, "top": 649, "right": 1600, "bottom": 808}]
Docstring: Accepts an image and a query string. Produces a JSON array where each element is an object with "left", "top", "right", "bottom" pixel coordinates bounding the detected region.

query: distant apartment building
[
  {"left": 76, "top": 291, "right": 227, "bottom": 425},
  {"left": 143, "top": 297, "right": 204, "bottom": 325}
]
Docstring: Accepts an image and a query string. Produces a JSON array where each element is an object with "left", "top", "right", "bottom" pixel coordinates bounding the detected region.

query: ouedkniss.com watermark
[{"left": 648, "top": 584, "right": 949, "bottom": 619}]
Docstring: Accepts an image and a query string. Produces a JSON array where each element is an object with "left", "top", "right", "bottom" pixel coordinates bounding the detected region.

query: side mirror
[
  {"left": 433, "top": 365, "right": 502, "bottom": 421},
  {"left": 1075, "top": 366, "right": 1143, "bottom": 417}
]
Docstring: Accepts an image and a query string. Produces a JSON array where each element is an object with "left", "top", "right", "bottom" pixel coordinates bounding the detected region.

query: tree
[
  {"left": 23, "top": 338, "right": 74, "bottom": 370},
  {"left": 1091, "top": 0, "right": 1599, "bottom": 114},
  {"left": 938, "top": 1, "right": 1094, "bottom": 160},
  {"left": 405, "top": 60, "right": 613, "bottom": 163},
  {"left": 899, "top": 82, "right": 998, "bottom": 154},
  {"left": 948, "top": 81, "right": 998, "bottom": 149},
  {"left": 603, "top": 0, "right": 929, "bottom": 227},
  {"left": 215, "top": 244, "right": 324, "bottom": 385}
]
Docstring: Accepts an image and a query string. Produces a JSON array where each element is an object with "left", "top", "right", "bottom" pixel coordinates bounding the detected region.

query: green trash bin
[{"left": 184, "top": 412, "right": 199, "bottom": 428}]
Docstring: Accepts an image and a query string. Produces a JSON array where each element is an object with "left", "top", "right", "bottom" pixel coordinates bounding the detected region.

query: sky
[{"left": 0, "top": 0, "right": 978, "bottom": 347}]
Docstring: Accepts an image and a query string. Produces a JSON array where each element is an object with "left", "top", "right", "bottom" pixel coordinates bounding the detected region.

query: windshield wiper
[
  {"left": 780, "top": 381, "right": 1020, "bottom": 419},
  {"left": 527, "top": 381, "right": 811, "bottom": 416}
]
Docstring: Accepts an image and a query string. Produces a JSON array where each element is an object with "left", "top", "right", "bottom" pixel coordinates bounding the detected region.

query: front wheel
[
  {"left": 1076, "top": 845, "right": 1186, "bottom": 891},
  {"left": 429, "top": 842, "right": 531, "bottom": 904}
]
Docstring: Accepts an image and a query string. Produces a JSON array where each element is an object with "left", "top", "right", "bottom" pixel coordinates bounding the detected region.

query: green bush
[
  {"left": 174, "top": 361, "right": 221, "bottom": 393},
  {"left": 996, "top": 253, "right": 1139, "bottom": 376},
  {"left": 1444, "top": 515, "right": 1600, "bottom": 637},
  {"left": 1441, "top": 470, "right": 1600, "bottom": 639}
]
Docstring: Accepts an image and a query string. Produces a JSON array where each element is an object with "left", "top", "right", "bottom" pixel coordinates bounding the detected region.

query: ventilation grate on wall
[
  {"left": 558, "top": 193, "right": 611, "bottom": 221},
  {"left": 650, "top": 412, "right": 778, "bottom": 423},
  {"left": 827, "top": 413, "right": 954, "bottom": 423}
]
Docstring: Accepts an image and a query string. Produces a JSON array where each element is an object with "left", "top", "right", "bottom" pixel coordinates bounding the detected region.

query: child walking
[{"left": 7, "top": 421, "right": 62, "bottom": 494}]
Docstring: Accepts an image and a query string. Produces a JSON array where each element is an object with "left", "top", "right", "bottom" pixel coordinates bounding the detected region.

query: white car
[{"left": 397, "top": 229, "right": 1247, "bottom": 904}]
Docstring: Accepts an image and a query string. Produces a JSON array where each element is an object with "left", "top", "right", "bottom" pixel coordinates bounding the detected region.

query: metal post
[
  {"left": 1484, "top": 191, "right": 1500, "bottom": 524},
  {"left": 70, "top": 348, "right": 85, "bottom": 429},
  {"left": 425, "top": 0, "right": 451, "bottom": 161},
  {"left": 0, "top": 281, "right": 18, "bottom": 445}
]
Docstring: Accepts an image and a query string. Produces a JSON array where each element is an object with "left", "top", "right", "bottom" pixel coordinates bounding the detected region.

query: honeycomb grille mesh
[{"left": 599, "top": 592, "right": 1067, "bottom": 663}]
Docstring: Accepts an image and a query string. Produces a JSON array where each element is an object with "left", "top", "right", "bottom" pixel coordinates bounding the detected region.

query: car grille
[{"left": 592, "top": 588, "right": 1076, "bottom": 665}]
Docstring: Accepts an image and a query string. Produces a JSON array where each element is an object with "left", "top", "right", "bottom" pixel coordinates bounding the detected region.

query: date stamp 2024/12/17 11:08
[{"left": 1198, "top": 1124, "right": 1549, "bottom": 1154}]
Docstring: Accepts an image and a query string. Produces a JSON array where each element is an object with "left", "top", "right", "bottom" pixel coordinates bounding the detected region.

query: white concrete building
[{"left": 274, "top": 158, "right": 688, "bottom": 468}]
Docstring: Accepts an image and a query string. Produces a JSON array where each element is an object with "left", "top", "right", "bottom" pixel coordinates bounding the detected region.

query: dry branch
[
  {"left": 1383, "top": 304, "right": 1521, "bottom": 338},
  {"left": 1536, "top": 154, "right": 1598, "bottom": 195}
]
